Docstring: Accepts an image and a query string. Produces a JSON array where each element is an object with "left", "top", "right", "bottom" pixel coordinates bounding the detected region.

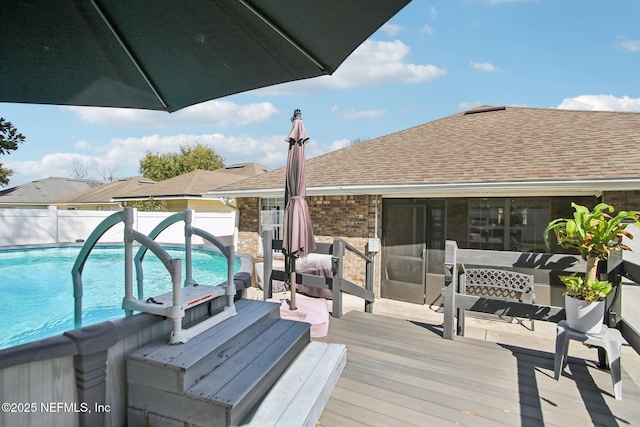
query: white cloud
[
  {"left": 101, "top": 133, "right": 289, "bottom": 170},
  {"left": 64, "top": 100, "right": 279, "bottom": 128},
  {"left": 429, "top": 6, "right": 438, "bottom": 20},
  {"left": 557, "top": 95, "right": 640, "bottom": 112},
  {"left": 382, "top": 23, "right": 402, "bottom": 36},
  {"left": 5, "top": 152, "right": 112, "bottom": 184},
  {"left": 471, "top": 61, "right": 500, "bottom": 72},
  {"left": 421, "top": 24, "right": 435, "bottom": 35},
  {"left": 330, "top": 139, "right": 351, "bottom": 151},
  {"left": 75, "top": 140, "right": 103, "bottom": 153},
  {"left": 335, "top": 108, "right": 386, "bottom": 120},
  {"left": 6, "top": 131, "right": 295, "bottom": 186},
  {"left": 616, "top": 37, "right": 640, "bottom": 52},
  {"left": 252, "top": 40, "right": 446, "bottom": 95},
  {"left": 459, "top": 101, "right": 483, "bottom": 111}
]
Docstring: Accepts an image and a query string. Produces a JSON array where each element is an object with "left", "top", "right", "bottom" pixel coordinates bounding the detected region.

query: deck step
[
  {"left": 128, "top": 317, "right": 309, "bottom": 426},
  {"left": 127, "top": 299, "right": 344, "bottom": 426},
  {"left": 127, "top": 299, "right": 282, "bottom": 393},
  {"left": 241, "top": 341, "right": 347, "bottom": 427}
]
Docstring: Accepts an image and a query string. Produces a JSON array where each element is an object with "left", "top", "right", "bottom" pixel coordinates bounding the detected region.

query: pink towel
[{"left": 266, "top": 297, "right": 329, "bottom": 338}]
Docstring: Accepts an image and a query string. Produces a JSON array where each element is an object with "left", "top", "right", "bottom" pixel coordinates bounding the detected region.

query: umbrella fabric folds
[
  {"left": 283, "top": 109, "right": 316, "bottom": 310},
  {"left": 1, "top": 0, "right": 410, "bottom": 112}
]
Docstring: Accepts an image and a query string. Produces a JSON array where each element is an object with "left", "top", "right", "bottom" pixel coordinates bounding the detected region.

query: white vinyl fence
[{"left": 0, "top": 207, "right": 237, "bottom": 247}]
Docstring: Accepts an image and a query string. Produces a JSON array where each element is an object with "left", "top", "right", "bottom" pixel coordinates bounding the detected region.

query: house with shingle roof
[
  {"left": 205, "top": 106, "right": 640, "bottom": 307},
  {"left": 0, "top": 177, "right": 102, "bottom": 209},
  {"left": 53, "top": 176, "right": 155, "bottom": 210},
  {"left": 112, "top": 163, "right": 271, "bottom": 212},
  {"left": 52, "top": 163, "right": 271, "bottom": 212}
]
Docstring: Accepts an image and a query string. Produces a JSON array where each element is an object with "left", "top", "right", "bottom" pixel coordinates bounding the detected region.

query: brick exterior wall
[
  {"left": 308, "top": 195, "right": 382, "bottom": 295},
  {"left": 236, "top": 197, "right": 260, "bottom": 256},
  {"left": 236, "top": 195, "right": 383, "bottom": 295},
  {"left": 603, "top": 190, "right": 640, "bottom": 212},
  {"left": 236, "top": 191, "right": 640, "bottom": 301}
]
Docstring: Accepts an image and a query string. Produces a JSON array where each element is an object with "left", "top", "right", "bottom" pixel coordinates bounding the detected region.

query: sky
[{"left": 2, "top": 0, "right": 640, "bottom": 188}]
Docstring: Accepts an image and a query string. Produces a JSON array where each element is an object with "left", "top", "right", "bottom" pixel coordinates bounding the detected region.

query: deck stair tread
[
  {"left": 188, "top": 320, "right": 309, "bottom": 424},
  {"left": 129, "top": 299, "right": 278, "bottom": 364},
  {"left": 127, "top": 299, "right": 345, "bottom": 426},
  {"left": 127, "top": 299, "right": 282, "bottom": 393},
  {"left": 188, "top": 319, "right": 308, "bottom": 401},
  {"left": 241, "top": 341, "right": 347, "bottom": 427}
]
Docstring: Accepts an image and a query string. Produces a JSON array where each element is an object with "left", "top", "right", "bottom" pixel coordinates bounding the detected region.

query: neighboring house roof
[
  {"left": 0, "top": 177, "right": 102, "bottom": 204},
  {"left": 205, "top": 106, "right": 640, "bottom": 198},
  {"left": 52, "top": 176, "right": 155, "bottom": 204},
  {"left": 114, "top": 164, "right": 270, "bottom": 200},
  {"left": 224, "top": 162, "right": 272, "bottom": 176}
]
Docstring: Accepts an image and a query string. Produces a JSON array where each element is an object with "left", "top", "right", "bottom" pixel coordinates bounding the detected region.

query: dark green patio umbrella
[{"left": 1, "top": 0, "right": 410, "bottom": 112}]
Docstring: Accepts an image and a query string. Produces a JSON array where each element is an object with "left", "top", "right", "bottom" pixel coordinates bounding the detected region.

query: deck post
[
  {"left": 443, "top": 240, "right": 458, "bottom": 340},
  {"left": 332, "top": 238, "right": 344, "bottom": 318},
  {"left": 457, "top": 273, "right": 466, "bottom": 336},
  {"left": 263, "top": 230, "right": 273, "bottom": 300},
  {"left": 365, "top": 251, "right": 374, "bottom": 314}
]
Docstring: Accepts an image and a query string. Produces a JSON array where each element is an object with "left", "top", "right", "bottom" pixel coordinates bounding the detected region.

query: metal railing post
[
  {"left": 184, "top": 209, "right": 195, "bottom": 286},
  {"left": 123, "top": 207, "right": 136, "bottom": 317}
]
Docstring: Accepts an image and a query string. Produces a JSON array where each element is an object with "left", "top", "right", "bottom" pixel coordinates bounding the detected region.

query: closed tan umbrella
[{"left": 282, "top": 109, "right": 316, "bottom": 310}]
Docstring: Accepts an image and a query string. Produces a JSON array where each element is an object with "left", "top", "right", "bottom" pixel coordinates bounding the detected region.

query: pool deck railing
[{"left": 73, "top": 207, "right": 239, "bottom": 344}]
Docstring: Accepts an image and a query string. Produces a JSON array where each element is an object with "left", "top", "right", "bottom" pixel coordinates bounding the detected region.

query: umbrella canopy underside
[{"left": 2, "top": 0, "right": 410, "bottom": 112}]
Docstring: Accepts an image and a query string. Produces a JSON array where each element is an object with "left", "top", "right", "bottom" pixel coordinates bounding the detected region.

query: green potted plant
[{"left": 544, "top": 202, "right": 640, "bottom": 333}]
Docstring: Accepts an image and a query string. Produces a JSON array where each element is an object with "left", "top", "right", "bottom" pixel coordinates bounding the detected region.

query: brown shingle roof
[
  {"left": 210, "top": 106, "right": 640, "bottom": 195},
  {"left": 114, "top": 163, "right": 270, "bottom": 199},
  {"left": 224, "top": 162, "right": 272, "bottom": 176},
  {"left": 51, "top": 176, "right": 154, "bottom": 204}
]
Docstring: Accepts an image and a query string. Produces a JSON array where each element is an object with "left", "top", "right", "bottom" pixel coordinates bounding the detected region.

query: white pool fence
[{"left": 0, "top": 207, "right": 237, "bottom": 247}]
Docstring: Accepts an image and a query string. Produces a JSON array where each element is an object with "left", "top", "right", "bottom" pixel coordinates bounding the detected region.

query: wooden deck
[{"left": 315, "top": 310, "right": 640, "bottom": 427}]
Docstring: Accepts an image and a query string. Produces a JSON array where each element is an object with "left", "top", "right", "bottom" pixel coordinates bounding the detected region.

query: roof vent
[{"left": 464, "top": 105, "right": 506, "bottom": 115}]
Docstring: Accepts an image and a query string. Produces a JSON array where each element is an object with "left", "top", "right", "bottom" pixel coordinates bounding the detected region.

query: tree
[
  {"left": 139, "top": 143, "right": 224, "bottom": 181},
  {"left": 132, "top": 197, "right": 167, "bottom": 212},
  {"left": 350, "top": 137, "right": 369, "bottom": 146},
  {"left": 96, "top": 165, "right": 119, "bottom": 183},
  {"left": 72, "top": 159, "right": 91, "bottom": 179},
  {"left": 0, "top": 118, "right": 26, "bottom": 187}
]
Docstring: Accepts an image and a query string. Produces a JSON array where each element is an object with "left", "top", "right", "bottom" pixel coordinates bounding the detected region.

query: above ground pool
[{"left": 0, "top": 245, "right": 240, "bottom": 349}]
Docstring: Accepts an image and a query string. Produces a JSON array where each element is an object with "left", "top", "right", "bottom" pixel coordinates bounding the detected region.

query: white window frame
[{"left": 260, "top": 197, "right": 285, "bottom": 250}]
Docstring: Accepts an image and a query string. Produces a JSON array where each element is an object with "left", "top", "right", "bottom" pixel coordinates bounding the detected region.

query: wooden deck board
[{"left": 316, "top": 310, "right": 640, "bottom": 427}]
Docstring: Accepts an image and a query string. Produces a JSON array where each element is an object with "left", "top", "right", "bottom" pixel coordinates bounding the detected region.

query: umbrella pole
[{"left": 289, "top": 256, "right": 297, "bottom": 311}]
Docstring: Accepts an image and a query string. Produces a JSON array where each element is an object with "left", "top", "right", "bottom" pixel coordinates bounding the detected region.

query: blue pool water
[{"left": 0, "top": 245, "right": 239, "bottom": 349}]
